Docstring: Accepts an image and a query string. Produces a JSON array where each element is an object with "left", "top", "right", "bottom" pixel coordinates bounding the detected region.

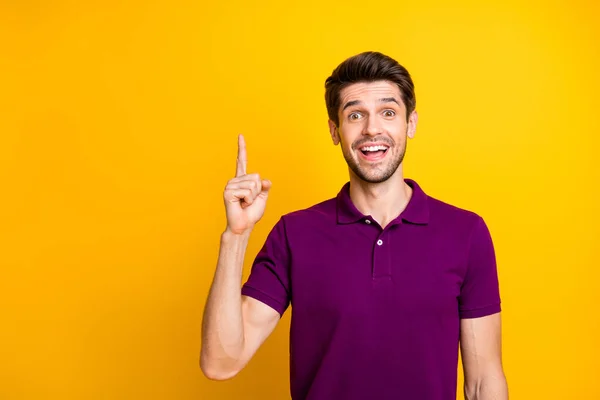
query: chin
[
  {"left": 343, "top": 150, "right": 404, "bottom": 184},
  {"left": 359, "top": 175, "right": 393, "bottom": 184},
  {"left": 352, "top": 168, "right": 396, "bottom": 184}
]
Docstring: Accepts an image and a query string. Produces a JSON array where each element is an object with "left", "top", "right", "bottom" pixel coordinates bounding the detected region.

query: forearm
[
  {"left": 200, "top": 229, "right": 251, "bottom": 378},
  {"left": 464, "top": 372, "right": 508, "bottom": 400}
]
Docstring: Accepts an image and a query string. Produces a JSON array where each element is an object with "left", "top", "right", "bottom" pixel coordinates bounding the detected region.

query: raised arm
[{"left": 200, "top": 134, "right": 280, "bottom": 380}]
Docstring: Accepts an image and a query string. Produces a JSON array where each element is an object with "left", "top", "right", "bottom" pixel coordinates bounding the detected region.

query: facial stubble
[{"left": 341, "top": 129, "right": 408, "bottom": 184}]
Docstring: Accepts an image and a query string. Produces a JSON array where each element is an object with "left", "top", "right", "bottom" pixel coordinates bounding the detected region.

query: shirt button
[
  {"left": 365, "top": 219, "right": 371, "bottom": 224},
  {"left": 377, "top": 239, "right": 383, "bottom": 246}
]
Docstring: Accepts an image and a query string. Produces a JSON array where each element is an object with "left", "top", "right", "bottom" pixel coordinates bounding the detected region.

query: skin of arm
[
  {"left": 460, "top": 313, "right": 508, "bottom": 400},
  {"left": 200, "top": 229, "right": 280, "bottom": 380}
]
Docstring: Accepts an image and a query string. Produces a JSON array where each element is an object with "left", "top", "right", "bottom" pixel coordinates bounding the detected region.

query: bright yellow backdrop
[{"left": 1, "top": 0, "right": 598, "bottom": 399}]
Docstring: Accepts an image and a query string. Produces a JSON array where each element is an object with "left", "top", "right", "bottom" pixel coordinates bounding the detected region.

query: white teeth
[{"left": 362, "top": 145, "right": 388, "bottom": 152}]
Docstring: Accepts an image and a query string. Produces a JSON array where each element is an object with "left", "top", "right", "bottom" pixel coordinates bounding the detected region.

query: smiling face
[{"left": 328, "top": 80, "right": 418, "bottom": 184}]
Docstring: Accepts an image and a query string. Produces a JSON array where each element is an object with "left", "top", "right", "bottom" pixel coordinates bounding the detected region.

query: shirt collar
[{"left": 336, "top": 178, "right": 430, "bottom": 225}]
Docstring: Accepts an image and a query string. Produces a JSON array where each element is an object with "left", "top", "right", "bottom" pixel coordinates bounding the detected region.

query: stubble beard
[{"left": 342, "top": 138, "right": 407, "bottom": 184}]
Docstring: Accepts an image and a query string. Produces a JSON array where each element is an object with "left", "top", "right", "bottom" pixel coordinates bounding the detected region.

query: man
[{"left": 200, "top": 51, "right": 508, "bottom": 400}]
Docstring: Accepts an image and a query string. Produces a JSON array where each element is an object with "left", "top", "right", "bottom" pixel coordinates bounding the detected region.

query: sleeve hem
[
  {"left": 241, "top": 285, "right": 287, "bottom": 317},
  {"left": 459, "top": 302, "right": 501, "bottom": 319}
]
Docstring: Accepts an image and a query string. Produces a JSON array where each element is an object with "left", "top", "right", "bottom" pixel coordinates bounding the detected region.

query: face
[{"left": 328, "top": 80, "right": 418, "bottom": 184}]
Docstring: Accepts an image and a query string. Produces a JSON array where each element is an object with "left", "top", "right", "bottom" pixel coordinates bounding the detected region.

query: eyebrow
[{"left": 342, "top": 97, "right": 400, "bottom": 111}]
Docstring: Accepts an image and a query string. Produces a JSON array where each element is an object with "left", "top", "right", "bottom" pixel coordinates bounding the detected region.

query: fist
[{"left": 223, "top": 134, "right": 272, "bottom": 235}]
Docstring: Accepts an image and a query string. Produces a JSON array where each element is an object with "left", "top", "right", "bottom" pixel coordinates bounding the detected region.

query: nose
[{"left": 363, "top": 115, "right": 383, "bottom": 136}]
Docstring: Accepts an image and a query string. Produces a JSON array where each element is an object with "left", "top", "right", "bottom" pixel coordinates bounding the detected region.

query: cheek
[
  {"left": 339, "top": 125, "right": 363, "bottom": 145},
  {"left": 386, "top": 119, "right": 406, "bottom": 130},
  {"left": 387, "top": 122, "right": 408, "bottom": 141}
]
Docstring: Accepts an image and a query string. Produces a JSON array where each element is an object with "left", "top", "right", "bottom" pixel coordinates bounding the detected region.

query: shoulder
[
  {"left": 264, "top": 195, "right": 339, "bottom": 244},
  {"left": 428, "top": 195, "right": 480, "bottom": 221},
  {"left": 424, "top": 194, "right": 496, "bottom": 267},
  {"left": 280, "top": 195, "right": 338, "bottom": 225},
  {"left": 426, "top": 194, "right": 487, "bottom": 238}
]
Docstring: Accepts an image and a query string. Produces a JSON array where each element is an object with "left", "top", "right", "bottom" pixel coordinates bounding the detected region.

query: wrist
[{"left": 222, "top": 227, "right": 253, "bottom": 242}]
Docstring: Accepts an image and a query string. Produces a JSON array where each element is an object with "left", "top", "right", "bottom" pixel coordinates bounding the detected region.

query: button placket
[{"left": 372, "top": 232, "right": 391, "bottom": 280}]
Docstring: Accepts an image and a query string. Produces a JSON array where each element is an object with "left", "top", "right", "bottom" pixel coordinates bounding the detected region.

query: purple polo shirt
[{"left": 241, "top": 178, "right": 501, "bottom": 400}]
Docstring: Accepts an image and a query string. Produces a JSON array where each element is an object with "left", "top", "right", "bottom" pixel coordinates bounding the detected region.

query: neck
[{"left": 348, "top": 167, "right": 413, "bottom": 229}]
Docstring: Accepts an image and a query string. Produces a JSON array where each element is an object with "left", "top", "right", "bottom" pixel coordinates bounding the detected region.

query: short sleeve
[
  {"left": 458, "top": 216, "right": 502, "bottom": 319},
  {"left": 241, "top": 217, "right": 291, "bottom": 317}
]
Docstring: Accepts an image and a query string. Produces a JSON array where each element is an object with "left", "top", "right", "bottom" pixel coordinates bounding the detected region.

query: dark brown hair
[{"left": 325, "top": 51, "right": 416, "bottom": 126}]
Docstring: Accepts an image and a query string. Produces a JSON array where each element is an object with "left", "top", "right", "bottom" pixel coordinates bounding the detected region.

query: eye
[
  {"left": 383, "top": 110, "right": 396, "bottom": 118},
  {"left": 348, "top": 112, "right": 362, "bottom": 121}
]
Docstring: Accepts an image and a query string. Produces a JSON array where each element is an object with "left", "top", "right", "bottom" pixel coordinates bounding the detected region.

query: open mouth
[{"left": 359, "top": 145, "right": 389, "bottom": 161}]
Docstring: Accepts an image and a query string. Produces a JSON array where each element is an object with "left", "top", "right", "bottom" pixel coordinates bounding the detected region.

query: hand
[{"left": 223, "top": 134, "right": 272, "bottom": 235}]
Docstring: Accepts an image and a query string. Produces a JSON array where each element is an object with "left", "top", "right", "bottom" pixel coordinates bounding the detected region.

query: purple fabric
[{"left": 241, "top": 179, "right": 501, "bottom": 400}]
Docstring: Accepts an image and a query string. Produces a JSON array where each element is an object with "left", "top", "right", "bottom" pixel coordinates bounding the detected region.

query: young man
[{"left": 200, "top": 51, "right": 508, "bottom": 400}]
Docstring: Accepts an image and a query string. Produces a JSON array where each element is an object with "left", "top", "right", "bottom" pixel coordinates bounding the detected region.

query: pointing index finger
[{"left": 236, "top": 134, "right": 247, "bottom": 177}]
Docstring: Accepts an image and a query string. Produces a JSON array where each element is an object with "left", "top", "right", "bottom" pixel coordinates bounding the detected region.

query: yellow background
[{"left": 1, "top": 0, "right": 598, "bottom": 399}]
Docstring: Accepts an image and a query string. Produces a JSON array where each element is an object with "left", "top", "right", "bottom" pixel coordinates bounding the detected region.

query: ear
[
  {"left": 328, "top": 120, "right": 340, "bottom": 145},
  {"left": 407, "top": 110, "right": 418, "bottom": 139}
]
